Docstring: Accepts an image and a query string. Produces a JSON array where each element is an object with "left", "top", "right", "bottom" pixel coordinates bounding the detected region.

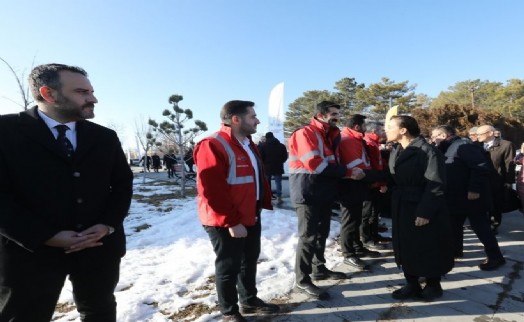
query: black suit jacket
[{"left": 0, "top": 107, "right": 133, "bottom": 260}]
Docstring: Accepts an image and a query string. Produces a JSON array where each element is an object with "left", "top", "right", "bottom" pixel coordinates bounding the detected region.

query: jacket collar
[
  {"left": 437, "top": 135, "right": 460, "bottom": 153},
  {"left": 342, "top": 127, "right": 364, "bottom": 140},
  {"left": 219, "top": 124, "right": 253, "bottom": 148},
  {"left": 390, "top": 136, "right": 427, "bottom": 172},
  {"left": 310, "top": 117, "right": 331, "bottom": 132},
  {"left": 21, "top": 106, "right": 98, "bottom": 161},
  {"left": 364, "top": 132, "right": 380, "bottom": 143},
  {"left": 309, "top": 117, "right": 341, "bottom": 141}
]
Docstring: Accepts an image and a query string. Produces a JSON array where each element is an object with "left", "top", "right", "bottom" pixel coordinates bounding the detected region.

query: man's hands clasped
[{"left": 45, "top": 224, "right": 112, "bottom": 254}]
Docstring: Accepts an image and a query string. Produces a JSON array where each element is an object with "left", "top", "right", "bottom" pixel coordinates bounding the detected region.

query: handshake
[{"left": 348, "top": 167, "right": 366, "bottom": 180}]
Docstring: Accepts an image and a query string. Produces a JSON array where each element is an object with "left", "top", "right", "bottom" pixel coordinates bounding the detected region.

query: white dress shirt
[{"left": 37, "top": 109, "right": 77, "bottom": 150}]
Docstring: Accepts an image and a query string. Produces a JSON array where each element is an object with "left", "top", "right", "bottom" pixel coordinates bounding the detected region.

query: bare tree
[
  {"left": 0, "top": 57, "right": 34, "bottom": 111},
  {"left": 106, "top": 120, "right": 127, "bottom": 146}
]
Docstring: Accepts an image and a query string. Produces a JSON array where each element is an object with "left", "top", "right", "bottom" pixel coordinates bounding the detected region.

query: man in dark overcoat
[
  {"left": 476, "top": 124, "right": 515, "bottom": 230},
  {"left": 431, "top": 125, "right": 505, "bottom": 271},
  {"left": 0, "top": 63, "right": 133, "bottom": 321}
]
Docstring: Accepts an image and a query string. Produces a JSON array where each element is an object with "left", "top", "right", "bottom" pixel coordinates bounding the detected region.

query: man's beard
[
  {"left": 239, "top": 122, "right": 256, "bottom": 136},
  {"left": 55, "top": 93, "right": 95, "bottom": 120},
  {"left": 328, "top": 119, "right": 338, "bottom": 128}
]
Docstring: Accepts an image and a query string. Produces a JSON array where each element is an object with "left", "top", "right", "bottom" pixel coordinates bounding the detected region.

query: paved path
[
  {"left": 135, "top": 170, "right": 524, "bottom": 321},
  {"left": 257, "top": 211, "right": 524, "bottom": 322}
]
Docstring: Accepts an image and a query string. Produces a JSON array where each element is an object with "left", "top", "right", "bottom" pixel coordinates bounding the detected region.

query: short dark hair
[
  {"left": 28, "top": 63, "right": 88, "bottom": 102},
  {"left": 433, "top": 125, "right": 456, "bottom": 136},
  {"left": 391, "top": 115, "right": 421, "bottom": 137},
  {"left": 346, "top": 114, "right": 366, "bottom": 128},
  {"left": 265, "top": 132, "right": 274, "bottom": 139},
  {"left": 220, "top": 100, "right": 255, "bottom": 124},
  {"left": 316, "top": 101, "right": 340, "bottom": 115}
]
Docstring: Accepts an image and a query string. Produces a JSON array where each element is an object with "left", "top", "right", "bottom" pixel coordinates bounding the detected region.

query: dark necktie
[{"left": 55, "top": 125, "right": 74, "bottom": 158}]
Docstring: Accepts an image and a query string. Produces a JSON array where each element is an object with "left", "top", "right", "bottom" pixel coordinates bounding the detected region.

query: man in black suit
[{"left": 0, "top": 64, "right": 133, "bottom": 321}]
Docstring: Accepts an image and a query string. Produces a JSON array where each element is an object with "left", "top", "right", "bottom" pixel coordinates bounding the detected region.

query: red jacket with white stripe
[
  {"left": 194, "top": 125, "right": 272, "bottom": 227},
  {"left": 338, "top": 127, "right": 372, "bottom": 204},
  {"left": 288, "top": 117, "right": 346, "bottom": 205},
  {"left": 363, "top": 132, "right": 384, "bottom": 171},
  {"left": 340, "top": 128, "right": 372, "bottom": 175},
  {"left": 364, "top": 132, "right": 386, "bottom": 188}
]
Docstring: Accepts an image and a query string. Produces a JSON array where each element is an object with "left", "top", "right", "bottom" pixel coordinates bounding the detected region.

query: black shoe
[
  {"left": 376, "top": 234, "right": 392, "bottom": 242},
  {"left": 355, "top": 248, "right": 381, "bottom": 258},
  {"left": 222, "top": 312, "right": 247, "bottom": 322},
  {"left": 392, "top": 284, "right": 422, "bottom": 300},
  {"left": 364, "top": 241, "right": 386, "bottom": 250},
  {"left": 343, "top": 256, "right": 366, "bottom": 270},
  {"left": 295, "top": 281, "right": 330, "bottom": 300},
  {"left": 418, "top": 284, "right": 443, "bottom": 302},
  {"left": 240, "top": 297, "right": 280, "bottom": 314},
  {"left": 479, "top": 258, "right": 506, "bottom": 271},
  {"left": 311, "top": 268, "right": 347, "bottom": 281}
]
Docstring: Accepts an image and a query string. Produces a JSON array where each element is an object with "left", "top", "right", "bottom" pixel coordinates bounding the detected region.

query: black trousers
[
  {"left": 361, "top": 189, "right": 382, "bottom": 243},
  {"left": 450, "top": 211, "right": 503, "bottom": 260},
  {"left": 205, "top": 219, "right": 261, "bottom": 315},
  {"left": 295, "top": 204, "right": 332, "bottom": 284},
  {"left": 340, "top": 202, "right": 365, "bottom": 257},
  {"left": 0, "top": 240, "right": 120, "bottom": 322}
]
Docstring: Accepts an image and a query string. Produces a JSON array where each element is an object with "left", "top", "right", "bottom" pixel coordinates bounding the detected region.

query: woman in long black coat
[{"left": 363, "top": 115, "right": 454, "bottom": 301}]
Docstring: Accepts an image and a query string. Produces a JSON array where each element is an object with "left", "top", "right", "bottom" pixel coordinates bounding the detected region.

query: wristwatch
[{"left": 106, "top": 225, "right": 115, "bottom": 235}]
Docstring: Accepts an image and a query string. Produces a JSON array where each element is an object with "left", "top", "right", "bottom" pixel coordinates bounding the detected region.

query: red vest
[{"left": 194, "top": 126, "right": 272, "bottom": 227}]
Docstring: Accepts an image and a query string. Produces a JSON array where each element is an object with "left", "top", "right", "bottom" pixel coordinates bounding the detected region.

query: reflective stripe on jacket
[
  {"left": 288, "top": 117, "right": 345, "bottom": 205},
  {"left": 340, "top": 127, "right": 371, "bottom": 176},
  {"left": 194, "top": 125, "right": 272, "bottom": 227},
  {"left": 338, "top": 127, "right": 372, "bottom": 204}
]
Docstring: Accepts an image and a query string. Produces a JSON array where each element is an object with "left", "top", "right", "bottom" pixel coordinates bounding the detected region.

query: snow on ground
[{"left": 52, "top": 178, "right": 343, "bottom": 321}]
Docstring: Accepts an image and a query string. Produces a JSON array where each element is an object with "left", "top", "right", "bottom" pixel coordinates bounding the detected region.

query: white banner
[{"left": 267, "top": 82, "right": 285, "bottom": 143}]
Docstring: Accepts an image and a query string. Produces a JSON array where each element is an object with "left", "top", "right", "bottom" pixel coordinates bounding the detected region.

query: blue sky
[{"left": 1, "top": 0, "right": 523, "bottom": 149}]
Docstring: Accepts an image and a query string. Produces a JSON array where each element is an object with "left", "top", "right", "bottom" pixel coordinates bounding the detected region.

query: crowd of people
[
  {"left": 137, "top": 147, "right": 195, "bottom": 178},
  {"left": 193, "top": 100, "right": 520, "bottom": 322},
  {"left": 1, "top": 61, "right": 519, "bottom": 322}
]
